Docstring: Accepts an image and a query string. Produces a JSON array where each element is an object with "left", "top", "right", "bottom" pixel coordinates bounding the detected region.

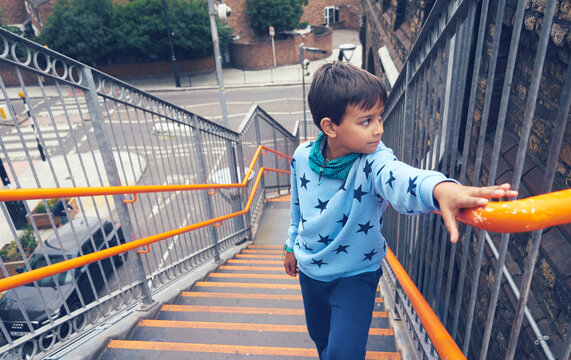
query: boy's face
[{"left": 327, "top": 99, "right": 384, "bottom": 158}]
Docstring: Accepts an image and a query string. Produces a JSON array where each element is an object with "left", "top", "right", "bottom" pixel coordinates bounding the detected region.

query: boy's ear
[{"left": 320, "top": 117, "right": 337, "bottom": 138}]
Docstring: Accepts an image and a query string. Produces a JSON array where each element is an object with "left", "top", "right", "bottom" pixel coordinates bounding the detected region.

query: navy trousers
[{"left": 299, "top": 267, "right": 383, "bottom": 360}]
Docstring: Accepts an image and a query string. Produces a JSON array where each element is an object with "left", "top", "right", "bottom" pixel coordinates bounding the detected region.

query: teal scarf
[{"left": 308, "top": 132, "right": 360, "bottom": 182}]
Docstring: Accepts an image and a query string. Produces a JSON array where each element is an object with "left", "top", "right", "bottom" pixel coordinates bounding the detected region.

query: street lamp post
[
  {"left": 161, "top": 0, "right": 181, "bottom": 88},
  {"left": 300, "top": 43, "right": 327, "bottom": 140},
  {"left": 207, "top": 0, "right": 229, "bottom": 127}
]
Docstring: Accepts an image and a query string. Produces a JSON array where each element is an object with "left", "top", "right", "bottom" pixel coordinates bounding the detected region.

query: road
[{"left": 152, "top": 84, "right": 306, "bottom": 134}]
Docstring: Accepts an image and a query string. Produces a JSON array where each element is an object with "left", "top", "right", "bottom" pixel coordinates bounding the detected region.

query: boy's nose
[{"left": 374, "top": 119, "right": 384, "bottom": 136}]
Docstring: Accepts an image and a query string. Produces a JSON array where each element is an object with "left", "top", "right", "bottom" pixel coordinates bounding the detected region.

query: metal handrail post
[
  {"left": 81, "top": 66, "right": 153, "bottom": 305},
  {"left": 191, "top": 115, "right": 221, "bottom": 262}
]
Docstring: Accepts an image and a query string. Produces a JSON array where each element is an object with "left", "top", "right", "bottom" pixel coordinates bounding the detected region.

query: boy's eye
[{"left": 361, "top": 119, "right": 370, "bottom": 125}]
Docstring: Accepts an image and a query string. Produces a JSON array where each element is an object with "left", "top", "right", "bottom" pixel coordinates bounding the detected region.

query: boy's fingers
[
  {"left": 470, "top": 183, "right": 518, "bottom": 199},
  {"left": 441, "top": 208, "right": 459, "bottom": 243}
]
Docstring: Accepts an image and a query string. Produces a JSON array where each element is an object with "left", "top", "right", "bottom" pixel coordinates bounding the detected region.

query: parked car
[{"left": 0, "top": 217, "right": 126, "bottom": 340}]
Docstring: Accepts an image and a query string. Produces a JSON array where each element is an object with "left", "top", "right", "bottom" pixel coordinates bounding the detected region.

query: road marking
[{"left": 183, "top": 98, "right": 302, "bottom": 109}]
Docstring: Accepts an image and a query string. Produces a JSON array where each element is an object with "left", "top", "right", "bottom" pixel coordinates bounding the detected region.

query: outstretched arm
[{"left": 433, "top": 182, "right": 518, "bottom": 243}]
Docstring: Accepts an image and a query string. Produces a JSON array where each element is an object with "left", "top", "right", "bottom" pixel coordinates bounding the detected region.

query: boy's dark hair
[{"left": 307, "top": 62, "right": 388, "bottom": 131}]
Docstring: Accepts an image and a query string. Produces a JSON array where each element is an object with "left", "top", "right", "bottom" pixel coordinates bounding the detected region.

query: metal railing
[
  {"left": 376, "top": 0, "right": 570, "bottom": 359},
  {"left": 0, "top": 27, "right": 295, "bottom": 359},
  {"left": 0, "top": 145, "right": 291, "bottom": 293}
]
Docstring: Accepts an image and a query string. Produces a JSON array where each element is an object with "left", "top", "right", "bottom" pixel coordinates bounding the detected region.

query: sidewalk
[{"left": 126, "top": 29, "right": 362, "bottom": 92}]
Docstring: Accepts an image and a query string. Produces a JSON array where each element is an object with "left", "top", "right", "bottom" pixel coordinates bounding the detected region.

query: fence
[
  {"left": 378, "top": 0, "right": 569, "bottom": 359},
  {"left": 0, "top": 28, "right": 294, "bottom": 359}
]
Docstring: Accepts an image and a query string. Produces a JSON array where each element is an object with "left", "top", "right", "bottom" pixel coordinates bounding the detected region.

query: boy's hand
[
  {"left": 284, "top": 252, "right": 298, "bottom": 277},
  {"left": 433, "top": 182, "right": 518, "bottom": 243}
]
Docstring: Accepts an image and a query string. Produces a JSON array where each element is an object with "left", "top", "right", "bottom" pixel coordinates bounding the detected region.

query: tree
[
  {"left": 246, "top": 0, "right": 307, "bottom": 37},
  {"left": 105, "top": 0, "right": 232, "bottom": 64},
  {"left": 39, "top": 0, "right": 233, "bottom": 66},
  {"left": 38, "top": 0, "right": 114, "bottom": 65}
]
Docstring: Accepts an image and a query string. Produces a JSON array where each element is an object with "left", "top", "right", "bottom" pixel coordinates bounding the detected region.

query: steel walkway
[{"left": 98, "top": 199, "right": 402, "bottom": 359}]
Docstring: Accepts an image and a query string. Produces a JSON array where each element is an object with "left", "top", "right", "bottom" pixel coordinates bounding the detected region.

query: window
[{"left": 324, "top": 6, "right": 339, "bottom": 26}]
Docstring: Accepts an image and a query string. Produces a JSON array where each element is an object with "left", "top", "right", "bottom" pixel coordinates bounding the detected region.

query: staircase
[{"left": 98, "top": 200, "right": 402, "bottom": 360}]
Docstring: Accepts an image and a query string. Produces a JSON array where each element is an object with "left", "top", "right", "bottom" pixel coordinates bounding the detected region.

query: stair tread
[
  {"left": 101, "top": 244, "right": 400, "bottom": 359},
  {"left": 100, "top": 340, "right": 402, "bottom": 360}
]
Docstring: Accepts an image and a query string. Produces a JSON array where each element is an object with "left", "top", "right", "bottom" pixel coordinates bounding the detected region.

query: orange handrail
[
  {"left": 457, "top": 188, "right": 571, "bottom": 233},
  {"left": 385, "top": 247, "right": 467, "bottom": 360},
  {"left": 0, "top": 145, "right": 289, "bottom": 202},
  {"left": 0, "top": 164, "right": 289, "bottom": 293}
]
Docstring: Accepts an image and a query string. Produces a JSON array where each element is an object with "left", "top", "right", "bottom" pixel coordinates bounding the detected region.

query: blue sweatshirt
[{"left": 287, "top": 140, "right": 451, "bottom": 282}]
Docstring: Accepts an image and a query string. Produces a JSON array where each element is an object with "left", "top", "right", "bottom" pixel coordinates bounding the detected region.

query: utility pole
[
  {"left": 161, "top": 0, "right": 181, "bottom": 88},
  {"left": 207, "top": 0, "right": 229, "bottom": 127},
  {"left": 300, "top": 44, "right": 326, "bottom": 140}
]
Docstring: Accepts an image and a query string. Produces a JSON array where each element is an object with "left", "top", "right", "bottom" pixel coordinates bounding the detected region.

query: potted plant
[{"left": 0, "top": 224, "right": 37, "bottom": 278}]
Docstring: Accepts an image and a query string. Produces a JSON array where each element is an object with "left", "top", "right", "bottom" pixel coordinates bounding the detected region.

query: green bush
[
  {"left": 38, "top": 0, "right": 114, "bottom": 65},
  {"left": 0, "top": 225, "right": 37, "bottom": 262}
]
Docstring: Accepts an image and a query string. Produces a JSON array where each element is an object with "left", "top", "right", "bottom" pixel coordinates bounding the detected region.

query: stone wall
[
  {"left": 231, "top": 30, "right": 331, "bottom": 70},
  {"left": 459, "top": 0, "right": 570, "bottom": 357},
  {"left": 361, "top": 0, "right": 432, "bottom": 82},
  {"left": 363, "top": 0, "right": 570, "bottom": 357}
]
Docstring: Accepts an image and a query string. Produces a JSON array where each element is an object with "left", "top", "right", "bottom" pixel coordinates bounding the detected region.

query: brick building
[
  {"left": 225, "top": 0, "right": 362, "bottom": 44},
  {"left": 362, "top": 0, "right": 570, "bottom": 358},
  {"left": 224, "top": 0, "right": 362, "bottom": 68}
]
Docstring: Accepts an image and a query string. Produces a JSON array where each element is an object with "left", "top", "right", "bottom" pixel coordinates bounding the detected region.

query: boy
[{"left": 283, "top": 62, "right": 516, "bottom": 359}]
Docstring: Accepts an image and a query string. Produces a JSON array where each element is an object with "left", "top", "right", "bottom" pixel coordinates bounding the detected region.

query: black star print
[
  {"left": 407, "top": 176, "right": 418, "bottom": 197},
  {"left": 290, "top": 158, "right": 296, "bottom": 168},
  {"left": 339, "top": 178, "right": 347, "bottom": 191},
  {"left": 404, "top": 206, "right": 415, "bottom": 214},
  {"left": 376, "top": 165, "right": 386, "bottom": 176},
  {"left": 382, "top": 242, "right": 386, "bottom": 252},
  {"left": 306, "top": 141, "right": 313, "bottom": 148},
  {"left": 334, "top": 244, "right": 350, "bottom": 254},
  {"left": 353, "top": 185, "right": 368, "bottom": 203},
  {"left": 318, "top": 234, "right": 333, "bottom": 246},
  {"left": 357, "top": 220, "right": 374, "bottom": 235},
  {"left": 379, "top": 217, "right": 383, "bottom": 227},
  {"left": 300, "top": 173, "right": 311, "bottom": 189},
  {"left": 303, "top": 242, "right": 313, "bottom": 252},
  {"left": 294, "top": 199, "right": 299, "bottom": 206},
  {"left": 311, "top": 258, "right": 327, "bottom": 268},
  {"left": 363, "top": 160, "right": 373, "bottom": 180},
  {"left": 362, "top": 249, "right": 378, "bottom": 261},
  {"left": 300, "top": 214, "right": 307, "bottom": 225},
  {"left": 385, "top": 171, "right": 396, "bottom": 189},
  {"left": 295, "top": 240, "right": 300, "bottom": 248},
  {"left": 315, "top": 198, "right": 329, "bottom": 213},
  {"left": 337, "top": 213, "right": 349, "bottom": 227}
]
